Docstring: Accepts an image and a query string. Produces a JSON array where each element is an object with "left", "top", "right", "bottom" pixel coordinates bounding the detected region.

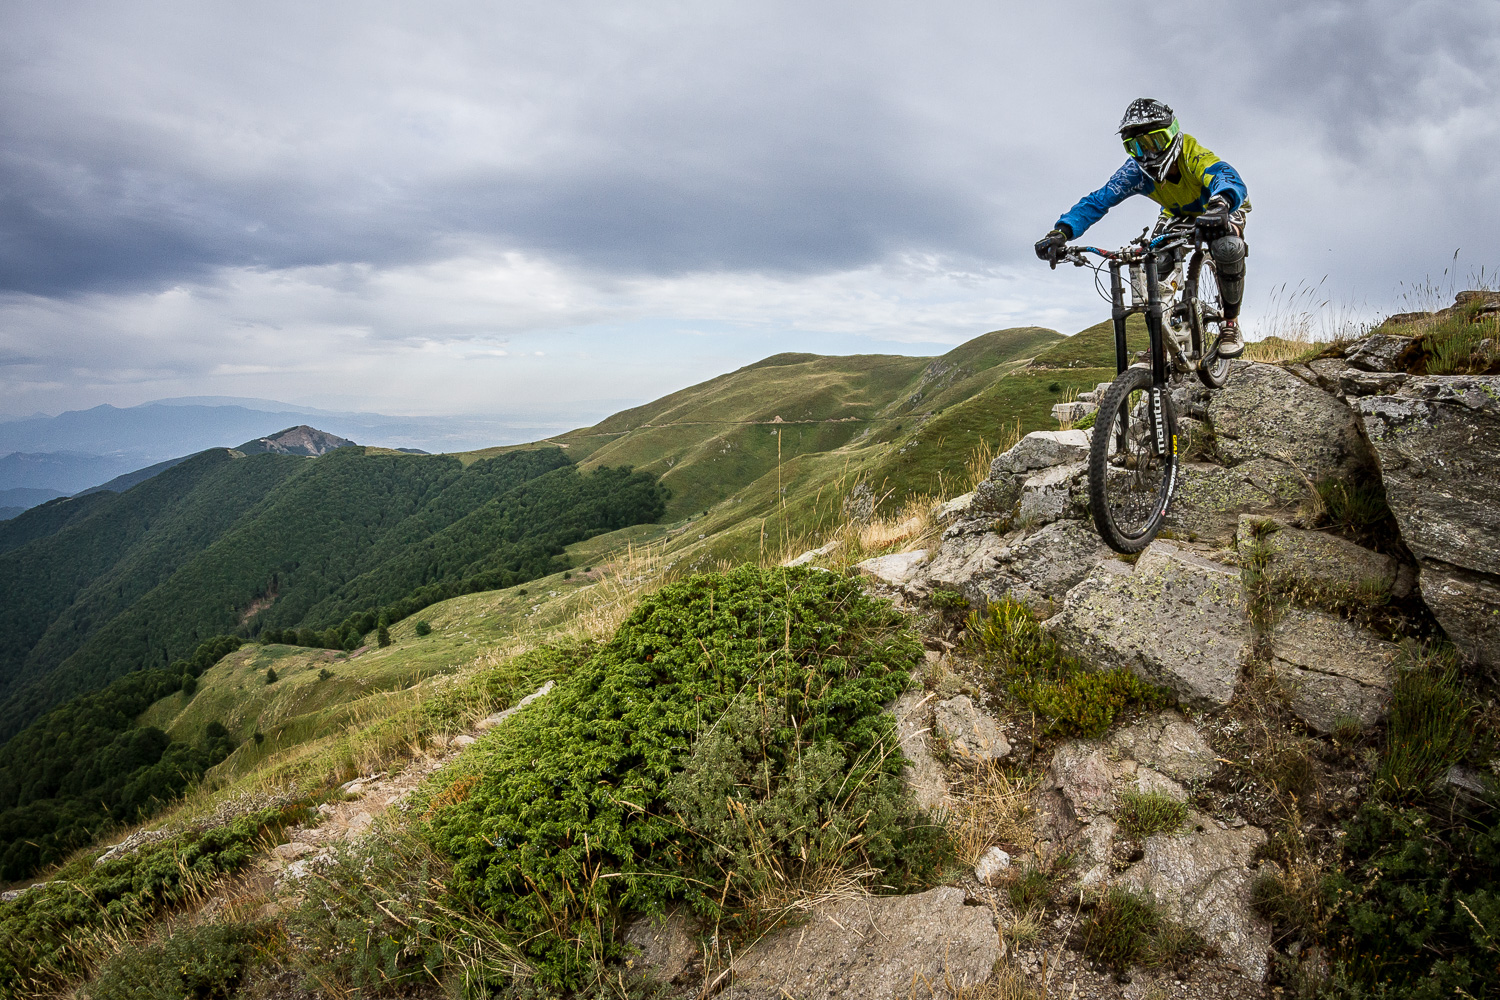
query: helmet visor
[{"left": 1123, "top": 121, "right": 1179, "bottom": 159}]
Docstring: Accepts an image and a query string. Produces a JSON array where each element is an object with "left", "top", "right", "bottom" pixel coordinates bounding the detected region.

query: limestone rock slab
[
  {"left": 726, "top": 887, "right": 998, "bottom": 1000},
  {"left": 991, "top": 430, "right": 1091, "bottom": 476},
  {"left": 892, "top": 691, "right": 948, "bottom": 812},
  {"left": 933, "top": 695, "right": 1011, "bottom": 762},
  {"left": 854, "top": 550, "right": 929, "bottom": 588},
  {"left": 931, "top": 520, "right": 1111, "bottom": 617},
  {"left": 1268, "top": 609, "right": 1398, "bottom": 732},
  {"left": 1164, "top": 459, "right": 1305, "bottom": 544},
  {"left": 1209, "top": 361, "right": 1376, "bottom": 482},
  {"left": 1354, "top": 376, "right": 1500, "bottom": 574},
  {"left": 1418, "top": 561, "right": 1500, "bottom": 679},
  {"left": 1236, "top": 516, "right": 1401, "bottom": 596},
  {"left": 1106, "top": 711, "right": 1220, "bottom": 784},
  {"left": 1118, "top": 812, "right": 1271, "bottom": 980},
  {"left": 1044, "top": 542, "right": 1252, "bottom": 709}
]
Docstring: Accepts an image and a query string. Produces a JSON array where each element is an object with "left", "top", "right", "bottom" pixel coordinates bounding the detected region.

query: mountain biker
[{"left": 1035, "top": 98, "right": 1250, "bottom": 358}]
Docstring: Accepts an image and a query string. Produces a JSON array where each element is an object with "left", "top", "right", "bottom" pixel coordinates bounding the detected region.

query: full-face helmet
[{"left": 1119, "top": 98, "right": 1182, "bottom": 184}]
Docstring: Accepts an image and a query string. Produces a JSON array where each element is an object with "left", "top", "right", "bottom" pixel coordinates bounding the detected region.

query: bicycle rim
[{"left": 1087, "top": 368, "right": 1179, "bottom": 553}]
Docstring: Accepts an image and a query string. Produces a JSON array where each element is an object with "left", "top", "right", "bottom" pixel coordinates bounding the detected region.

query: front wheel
[{"left": 1087, "top": 367, "right": 1180, "bottom": 553}]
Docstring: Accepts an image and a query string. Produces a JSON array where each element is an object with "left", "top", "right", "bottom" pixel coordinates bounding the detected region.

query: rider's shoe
[{"left": 1217, "top": 319, "right": 1244, "bottom": 359}]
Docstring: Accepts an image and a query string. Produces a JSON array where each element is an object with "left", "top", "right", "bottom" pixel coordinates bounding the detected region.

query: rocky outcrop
[
  {"left": 1354, "top": 375, "right": 1500, "bottom": 669},
  {"left": 933, "top": 694, "right": 1011, "bottom": 762},
  {"left": 893, "top": 690, "right": 949, "bottom": 811},
  {"left": 970, "top": 430, "right": 1091, "bottom": 524},
  {"left": 1044, "top": 542, "right": 1252, "bottom": 709},
  {"left": 725, "top": 887, "right": 998, "bottom": 1000},
  {"left": 1164, "top": 459, "right": 1304, "bottom": 543},
  {"left": 1208, "top": 362, "right": 1376, "bottom": 482},
  {"left": 929, "top": 519, "right": 1111, "bottom": 616},
  {"left": 854, "top": 550, "right": 929, "bottom": 588},
  {"left": 1236, "top": 516, "right": 1407, "bottom": 598},
  {"left": 1034, "top": 716, "right": 1269, "bottom": 980},
  {"left": 1268, "top": 609, "right": 1398, "bottom": 732},
  {"left": 1345, "top": 334, "right": 1420, "bottom": 373}
]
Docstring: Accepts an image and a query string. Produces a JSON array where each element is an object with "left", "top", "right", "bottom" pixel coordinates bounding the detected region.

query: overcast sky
[{"left": 2, "top": 1, "right": 1496, "bottom": 426}]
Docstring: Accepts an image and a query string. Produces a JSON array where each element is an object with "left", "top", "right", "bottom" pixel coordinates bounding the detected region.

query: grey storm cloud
[{"left": 2, "top": 1, "right": 1497, "bottom": 297}]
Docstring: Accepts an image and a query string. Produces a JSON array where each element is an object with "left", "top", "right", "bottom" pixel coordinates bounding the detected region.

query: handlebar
[{"left": 1048, "top": 230, "right": 1200, "bottom": 270}]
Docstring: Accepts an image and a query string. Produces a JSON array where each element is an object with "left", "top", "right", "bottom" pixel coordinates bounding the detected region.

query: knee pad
[{"left": 1211, "top": 235, "right": 1246, "bottom": 278}]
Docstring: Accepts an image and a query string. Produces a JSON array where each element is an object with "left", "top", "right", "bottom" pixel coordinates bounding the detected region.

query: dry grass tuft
[
  {"left": 968, "top": 420, "right": 1022, "bottom": 491},
  {"left": 944, "top": 761, "right": 1038, "bottom": 868}
]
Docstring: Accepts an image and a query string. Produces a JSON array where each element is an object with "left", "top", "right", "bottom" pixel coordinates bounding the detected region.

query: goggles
[{"left": 1122, "top": 120, "right": 1179, "bottom": 159}]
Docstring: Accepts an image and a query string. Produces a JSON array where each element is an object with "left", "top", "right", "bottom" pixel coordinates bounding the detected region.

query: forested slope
[{"left": 0, "top": 446, "right": 666, "bottom": 742}]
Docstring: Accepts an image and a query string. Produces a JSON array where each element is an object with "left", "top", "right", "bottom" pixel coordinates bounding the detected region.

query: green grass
[
  {"left": 1116, "top": 789, "right": 1188, "bottom": 839},
  {"left": 0, "top": 802, "right": 309, "bottom": 998},
  {"left": 1374, "top": 296, "right": 1500, "bottom": 375},
  {"left": 1029, "top": 314, "right": 1149, "bottom": 369},
  {"left": 1376, "top": 643, "right": 1476, "bottom": 798},
  {"left": 1080, "top": 888, "right": 1203, "bottom": 973},
  {"left": 969, "top": 597, "right": 1169, "bottom": 737}
]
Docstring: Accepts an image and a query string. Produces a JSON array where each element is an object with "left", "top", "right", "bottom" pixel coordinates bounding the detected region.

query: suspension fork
[
  {"left": 1144, "top": 253, "right": 1170, "bottom": 457},
  {"left": 1110, "top": 261, "right": 1128, "bottom": 376}
]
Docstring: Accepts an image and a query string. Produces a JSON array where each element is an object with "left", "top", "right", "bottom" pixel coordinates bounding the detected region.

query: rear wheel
[
  {"left": 1087, "top": 366, "right": 1180, "bottom": 553},
  {"left": 1190, "top": 257, "right": 1232, "bottom": 389}
]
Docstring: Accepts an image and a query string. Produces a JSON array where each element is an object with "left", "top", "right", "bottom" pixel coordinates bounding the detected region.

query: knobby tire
[{"left": 1087, "top": 366, "right": 1180, "bottom": 553}]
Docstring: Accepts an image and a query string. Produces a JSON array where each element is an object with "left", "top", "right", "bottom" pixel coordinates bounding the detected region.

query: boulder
[
  {"left": 930, "top": 520, "right": 1112, "bottom": 617},
  {"left": 1164, "top": 459, "right": 1305, "bottom": 544},
  {"left": 854, "top": 550, "right": 929, "bottom": 588},
  {"left": 1208, "top": 362, "right": 1376, "bottom": 482},
  {"left": 933, "top": 695, "right": 1011, "bottom": 762},
  {"left": 1268, "top": 610, "right": 1398, "bottom": 732},
  {"left": 1051, "top": 401, "right": 1096, "bottom": 423},
  {"left": 892, "top": 691, "right": 948, "bottom": 811},
  {"left": 1116, "top": 813, "right": 1271, "bottom": 981},
  {"left": 1106, "top": 711, "right": 1220, "bottom": 784},
  {"left": 1345, "top": 334, "right": 1419, "bottom": 373},
  {"left": 1011, "top": 462, "right": 1089, "bottom": 529},
  {"left": 624, "top": 909, "right": 699, "bottom": 983},
  {"left": 990, "top": 430, "right": 1092, "bottom": 476},
  {"left": 1236, "top": 516, "right": 1402, "bottom": 597},
  {"left": 935, "top": 492, "right": 976, "bottom": 525},
  {"left": 1044, "top": 542, "right": 1252, "bottom": 709},
  {"left": 1353, "top": 375, "right": 1500, "bottom": 668},
  {"left": 1417, "top": 561, "right": 1500, "bottom": 677},
  {"left": 1353, "top": 376, "right": 1500, "bottom": 573},
  {"left": 784, "top": 540, "right": 840, "bottom": 567},
  {"left": 725, "top": 887, "right": 998, "bottom": 1000}
]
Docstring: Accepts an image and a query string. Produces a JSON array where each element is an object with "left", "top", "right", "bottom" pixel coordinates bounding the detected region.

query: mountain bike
[{"left": 1046, "top": 225, "right": 1233, "bottom": 553}]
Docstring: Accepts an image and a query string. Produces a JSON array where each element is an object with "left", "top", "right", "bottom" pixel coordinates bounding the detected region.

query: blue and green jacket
[{"left": 1057, "top": 133, "right": 1249, "bottom": 238}]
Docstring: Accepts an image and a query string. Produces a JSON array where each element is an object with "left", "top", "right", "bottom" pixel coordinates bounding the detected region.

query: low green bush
[
  {"left": 1315, "top": 641, "right": 1499, "bottom": 1000},
  {"left": 929, "top": 588, "right": 968, "bottom": 611},
  {"left": 970, "top": 598, "right": 1168, "bottom": 737},
  {"left": 1116, "top": 789, "right": 1187, "bottom": 839},
  {"left": 80, "top": 921, "right": 275, "bottom": 1000},
  {"left": 290, "top": 827, "right": 530, "bottom": 995},
  {"left": 0, "top": 802, "right": 309, "bottom": 997},
  {"left": 422, "top": 566, "right": 939, "bottom": 990}
]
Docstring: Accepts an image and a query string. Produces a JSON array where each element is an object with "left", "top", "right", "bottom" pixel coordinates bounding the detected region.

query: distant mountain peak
[{"left": 236, "top": 426, "right": 355, "bottom": 457}]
